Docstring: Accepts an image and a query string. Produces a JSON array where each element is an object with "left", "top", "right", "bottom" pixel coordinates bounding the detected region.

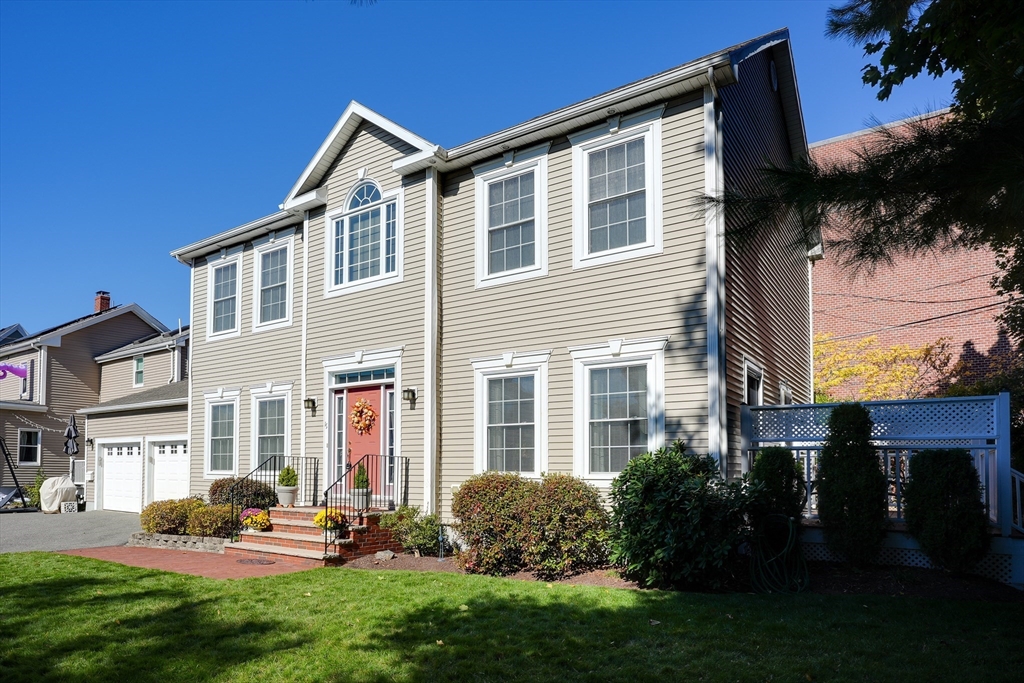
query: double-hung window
[
  {"left": 256, "top": 398, "right": 285, "bottom": 467},
  {"left": 571, "top": 107, "right": 663, "bottom": 269},
  {"left": 472, "top": 350, "right": 550, "bottom": 477},
  {"left": 208, "top": 253, "right": 241, "bottom": 339},
  {"left": 18, "top": 429, "right": 41, "bottom": 466},
  {"left": 133, "top": 356, "right": 144, "bottom": 387},
  {"left": 205, "top": 389, "right": 240, "bottom": 476},
  {"left": 253, "top": 233, "right": 293, "bottom": 331},
  {"left": 327, "top": 180, "right": 402, "bottom": 294},
  {"left": 473, "top": 146, "right": 548, "bottom": 287},
  {"left": 571, "top": 337, "right": 667, "bottom": 481}
]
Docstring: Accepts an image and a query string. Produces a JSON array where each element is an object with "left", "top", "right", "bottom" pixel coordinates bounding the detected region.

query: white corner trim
[
  {"left": 251, "top": 232, "right": 295, "bottom": 333},
  {"left": 186, "top": 260, "right": 195, "bottom": 475},
  {"left": 300, "top": 210, "right": 310, "bottom": 459},
  {"left": 570, "top": 111, "right": 664, "bottom": 271},
  {"left": 473, "top": 151, "right": 549, "bottom": 289},
  {"left": 472, "top": 351, "right": 550, "bottom": 478},
  {"left": 205, "top": 250, "right": 243, "bottom": 341},
  {"left": 424, "top": 166, "right": 439, "bottom": 514},
  {"left": 703, "top": 82, "right": 727, "bottom": 469}
]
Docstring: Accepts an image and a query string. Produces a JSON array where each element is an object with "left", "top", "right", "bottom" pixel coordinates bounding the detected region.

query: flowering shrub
[
  {"left": 240, "top": 508, "right": 271, "bottom": 531},
  {"left": 313, "top": 508, "right": 346, "bottom": 530}
]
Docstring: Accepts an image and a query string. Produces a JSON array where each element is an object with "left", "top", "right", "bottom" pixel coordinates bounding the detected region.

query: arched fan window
[{"left": 330, "top": 180, "right": 400, "bottom": 287}]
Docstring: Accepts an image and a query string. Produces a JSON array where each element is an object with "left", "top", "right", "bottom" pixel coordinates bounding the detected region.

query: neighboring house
[
  {"left": 0, "top": 324, "right": 27, "bottom": 346},
  {"left": 172, "top": 28, "right": 816, "bottom": 520},
  {"left": 810, "top": 111, "right": 1013, "bottom": 397},
  {"left": 78, "top": 326, "right": 190, "bottom": 512},
  {"left": 0, "top": 293, "right": 168, "bottom": 489}
]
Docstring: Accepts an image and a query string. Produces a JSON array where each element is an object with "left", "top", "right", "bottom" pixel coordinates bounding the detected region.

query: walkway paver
[{"left": 60, "top": 546, "right": 313, "bottom": 579}]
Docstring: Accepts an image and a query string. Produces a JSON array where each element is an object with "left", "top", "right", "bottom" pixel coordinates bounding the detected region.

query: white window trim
[
  {"left": 19, "top": 364, "right": 30, "bottom": 400},
  {"left": 249, "top": 381, "right": 293, "bottom": 470},
  {"left": 570, "top": 105, "right": 664, "bottom": 270},
  {"left": 570, "top": 336, "right": 668, "bottom": 483},
  {"left": 205, "top": 248, "right": 243, "bottom": 341},
  {"left": 471, "top": 350, "right": 551, "bottom": 477},
  {"left": 321, "top": 346, "right": 404, "bottom": 483},
  {"left": 743, "top": 358, "right": 765, "bottom": 406},
  {"left": 779, "top": 381, "right": 793, "bottom": 406},
  {"left": 17, "top": 428, "right": 41, "bottom": 466},
  {"left": 132, "top": 355, "right": 144, "bottom": 388},
  {"left": 473, "top": 144, "right": 550, "bottom": 288},
  {"left": 203, "top": 388, "right": 241, "bottom": 478},
  {"left": 324, "top": 182, "right": 404, "bottom": 298},
  {"left": 251, "top": 231, "right": 295, "bottom": 333}
]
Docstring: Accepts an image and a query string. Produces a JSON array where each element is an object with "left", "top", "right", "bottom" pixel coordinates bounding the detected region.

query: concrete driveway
[{"left": 0, "top": 510, "right": 141, "bottom": 553}]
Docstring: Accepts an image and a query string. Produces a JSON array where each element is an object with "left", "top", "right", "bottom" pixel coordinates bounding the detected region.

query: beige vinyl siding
[
  {"left": 720, "top": 48, "right": 812, "bottom": 478},
  {"left": 437, "top": 94, "right": 710, "bottom": 519},
  {"left": 303, "top": 122, "right": 427, "bottom": 509},
  {"left": 83, "top": 406, "right": 188, "bottom": 504},
  {"left": 0, "top": 410, "right": 68, "bottom": 483},
  {"left": 188, "top": 228, "right": 305, "bottom": 498},
  {"left": 99, "top": 348, "right": 175, "bottom": 402},
  {"left": 0, "top": 349, "right": 38, "bottom": 402}
]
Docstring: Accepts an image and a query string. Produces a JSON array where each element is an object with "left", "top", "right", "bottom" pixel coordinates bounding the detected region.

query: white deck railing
[{"left": 741, "top": 393, "right": 1017, "bottom": 536}]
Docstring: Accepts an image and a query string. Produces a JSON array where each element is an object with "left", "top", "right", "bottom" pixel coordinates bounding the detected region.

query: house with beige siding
[
  {"left": 170, "top": 28, "right": 816, "bottom": 533},
  {"left": 0, "top": 293, "right": 168, "bottom": 503},
  {"left": 78, "top": 326, "right": 190, "bottom": 512}
]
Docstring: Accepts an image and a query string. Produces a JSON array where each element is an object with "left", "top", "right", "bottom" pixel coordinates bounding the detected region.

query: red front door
[{"left": 335, "top": 384, "right": 392, "bottom": 498}]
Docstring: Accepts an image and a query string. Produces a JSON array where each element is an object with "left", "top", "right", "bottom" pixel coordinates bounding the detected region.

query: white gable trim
[{"left": 284, "top": 101, "right": 439, "bottom": 204}]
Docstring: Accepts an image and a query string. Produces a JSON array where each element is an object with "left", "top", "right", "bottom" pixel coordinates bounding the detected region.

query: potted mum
[
  {"left": 240, "top": 508, "right": 271, "bottom": 531},
  {"left": 351, "top": 462, "right": 371, "bottom": 510},
  {"left": 314, "top": 507, "right": 346, "bottom": 531},
  {"left": 276, "top": 465, "right": 300, "bottom": 508}
]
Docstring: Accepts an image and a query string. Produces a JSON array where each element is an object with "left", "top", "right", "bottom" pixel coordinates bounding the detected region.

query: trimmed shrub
[
  {"left": 609, "top": 441, "right": 753, "bottom": 589},
  {"left": 749, "top": 447, "right": 806, "bottom": 524},
  {"left": 380, "top": 505, "right": 449, "bottom": 556},
  {"left": 277, "top": 466, "right": 298, "bottom": 487},
  {"left": 27, "top": 470, "right": 46, "bottom": 508},
  {"left": 207, "top": 477, "right": 278, "bottom": 510},
  {"left": 451, "top": 472, "right": 540, "bottom": 575},
  {"left": 817, "top": 403, "right": 888, "bottom": 565},
  {"left": 353, "top": 463, "right": 370, "bottom": 490},
  {"left": 519, "top": 474, "right": 609, "bottom": 579},
  {"left": 904, "top": 449, "right": 991, "bottom": 573},
  {"left": 141, "top": 497, "right": 205, "bottom": 534},
  {"left": 186, "top": 504, "right": 235, "bottom": 538}
]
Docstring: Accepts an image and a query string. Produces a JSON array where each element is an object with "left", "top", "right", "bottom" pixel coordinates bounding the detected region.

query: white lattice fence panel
[{"left": 751, "top": 396, "right": 998, "bottom": 444}]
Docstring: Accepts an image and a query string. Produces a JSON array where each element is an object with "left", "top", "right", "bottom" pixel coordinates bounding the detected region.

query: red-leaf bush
[
  {"left": 185, "top": 504, "right": 235, "bottom": 538},
  {"left": 452, "top": 473, "right": 538, "bottom": 575},
  {"left": 140, "top": 497, "right": 206, "bottom": 535},
  {"left": 519, "top": 474, "right": 609, "bottom": 579},
  {"left": 207, "top": 477, "right": 278, "bottom": 510}
]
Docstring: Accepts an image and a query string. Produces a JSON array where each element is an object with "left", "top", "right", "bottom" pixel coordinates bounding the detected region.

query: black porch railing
[
  {"left": 322, "top": 453, "right": 409, "bottom": 555},
  {"left": 228, "top": 455, "right": 321, "bottom": 538}
]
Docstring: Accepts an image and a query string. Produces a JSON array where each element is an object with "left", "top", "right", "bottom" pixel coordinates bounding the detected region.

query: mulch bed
[{"left": 343, "top": 553, "right": 1024, "bottom": 601}]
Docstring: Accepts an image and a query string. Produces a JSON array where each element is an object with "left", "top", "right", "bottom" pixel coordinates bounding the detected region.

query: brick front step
[
  {"left": 240, "top": 530, "right": 352, "bottom": 554},
  {"left": 268, "top": 518, "right": 324, "bottom": 537},
  {"left": 224, "top": 542, "right": 340, "bottom": 567}
]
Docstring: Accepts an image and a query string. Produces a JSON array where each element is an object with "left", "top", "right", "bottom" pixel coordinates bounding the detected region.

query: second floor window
[
  {"left": 487, "top": 171, "right": 535, "bottom": 275},
  {"left": 331, "top": 180, "right": 400, "bottom": 291},
  {"left": 211, "top": 261, "right": 238, "bottom": 334},
  {"left": 133, "top": 356, "right": 144, "bottom": 386},
  {"left": 587, "top": 139, "right": 646, "bottom": 254},
  {"left": 258, "top": 246, "right": 288, "bottom": 324}
]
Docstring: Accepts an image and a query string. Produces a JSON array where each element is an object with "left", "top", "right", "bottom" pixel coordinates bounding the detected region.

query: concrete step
[
  {"left": 225, "top": 541, "right": 340, "bottom": 567},
  {"left": 240, "top": 530, "right": 353, "bottom": 554}
]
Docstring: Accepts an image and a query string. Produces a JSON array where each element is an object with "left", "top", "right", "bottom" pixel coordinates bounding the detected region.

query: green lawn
[{"left": 1, "top": 553, "right": 1021, "bottom": 682}]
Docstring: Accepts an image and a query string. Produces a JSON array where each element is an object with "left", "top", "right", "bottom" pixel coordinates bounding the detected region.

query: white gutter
[
  {"left": 170, "top": 210, "right": 300, "bottom": 264},
  {"left": 78, "top": 397, "right": 188, "bottom": 416},
  {"left": 0, "top": 401, "right": 47, "bottom": 413}
]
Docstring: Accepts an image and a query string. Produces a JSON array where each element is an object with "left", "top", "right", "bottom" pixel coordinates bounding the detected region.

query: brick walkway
[{"left": 60, "top": 546, "right": 314, "bottom": 579}]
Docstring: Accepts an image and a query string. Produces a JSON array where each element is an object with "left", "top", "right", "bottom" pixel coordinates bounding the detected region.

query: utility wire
[{"left": 821, "top": 301, "right": 1006, "bottom": 341}]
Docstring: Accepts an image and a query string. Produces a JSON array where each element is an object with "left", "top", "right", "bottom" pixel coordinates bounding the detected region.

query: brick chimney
[{"left": 94, "top": 291, "right": 111, "bottom": 312}]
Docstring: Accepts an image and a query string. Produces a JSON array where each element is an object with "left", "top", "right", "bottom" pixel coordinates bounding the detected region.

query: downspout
[
  {"left": 300, "top": 210, "right": 310, "bottom": 462},
  {"left": 704, "top": 70, "right": 727, "bottom": 475},
  {"left": 423, "top": 166, "right": 439, "bottom": 514}
]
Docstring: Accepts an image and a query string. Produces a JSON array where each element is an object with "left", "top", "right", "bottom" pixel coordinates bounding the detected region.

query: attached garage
[
  {"left": 152, "top": 440, "right": 190, "bottom": 501},
  {"left": 102, "top": 443, "right": 143, "bottom": 513}
]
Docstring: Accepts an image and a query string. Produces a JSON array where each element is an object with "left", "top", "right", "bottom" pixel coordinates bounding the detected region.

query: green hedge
[
  {"left": 207, "top": 477, "right": 278, "bottom": 510},
  {"left": 904, "top": 449, "right": 991, "bottom": 573},
  {"left": 140, "top": 498, "right": 205, "bottom": 535},
  {"left": 380, "top": 506, "right": 449, "bottom": 556},
  {"left": 185, "top": 504, "right": 235, "bottom": 538},
  {"left": 749, "top": 446, "right": 806, "bottom": 525}
]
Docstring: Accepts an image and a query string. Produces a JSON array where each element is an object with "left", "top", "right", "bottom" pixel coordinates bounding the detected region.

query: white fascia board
[
  {"left": 284, "top": 101, "right": 438, "bottom": 203},
  {"left": 280, "top": 187, "right": 327, "bottom": 213},
  {"left": 170, "top": 210, "right": 297, "bottom": 264},
  {"left": 391, "top": 147, "right": 448, "bottom": 177},
  {"left": 78, "top": 397, "right": 188, "bottom": 415},
  {"left": 0, "top": 401, "right": 47, "bottom": 413},
  {"left": 95, "top": 331, "right": 189, "bottom": 363}
]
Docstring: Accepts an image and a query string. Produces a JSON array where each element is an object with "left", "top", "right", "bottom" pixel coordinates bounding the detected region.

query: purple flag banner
[{"left": 0, "top": 363, "right": 28, "bottom": 380}]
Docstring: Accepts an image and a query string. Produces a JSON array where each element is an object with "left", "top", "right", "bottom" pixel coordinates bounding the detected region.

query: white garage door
[
  {"left": 152, "top": 441, "right": 189, "bottom": 502},
  {"left": 103, "top": 443, "right": 143, "bottom": 513}
]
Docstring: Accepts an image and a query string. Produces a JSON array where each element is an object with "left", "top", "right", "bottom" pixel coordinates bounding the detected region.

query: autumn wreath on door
[{"left": 350, "top": 398, "right": 378, "bottom": 435}]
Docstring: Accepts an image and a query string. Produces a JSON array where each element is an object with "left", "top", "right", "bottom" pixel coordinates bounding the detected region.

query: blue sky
[{"left": 0, "top": 0, "right": 954, "bottom": 334}]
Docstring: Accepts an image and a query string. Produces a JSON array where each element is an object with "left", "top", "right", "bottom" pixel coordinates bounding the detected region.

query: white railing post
[{"left": 996, "top": 391, "right": 1012, "bottom": 537}]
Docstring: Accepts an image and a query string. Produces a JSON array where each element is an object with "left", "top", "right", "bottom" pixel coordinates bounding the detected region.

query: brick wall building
[{"left": 810, "top": 111, "right": 1013, "bottom": 397}]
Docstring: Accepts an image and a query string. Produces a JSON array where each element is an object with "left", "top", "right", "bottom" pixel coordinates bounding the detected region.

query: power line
[
  {"left": 815, "top": 291, "right": 1002, "bottom": 307},
  {"left": 822, "top": 301, "right": 1007, "bottom": 341}
]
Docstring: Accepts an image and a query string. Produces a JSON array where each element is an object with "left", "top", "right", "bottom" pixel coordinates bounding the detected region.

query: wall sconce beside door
[
  {"left": 303, "top": 397, "right": 317, "bottom": 416},
  {"left": 402, "top": 387, "right": 417, "bottom": 408}
]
